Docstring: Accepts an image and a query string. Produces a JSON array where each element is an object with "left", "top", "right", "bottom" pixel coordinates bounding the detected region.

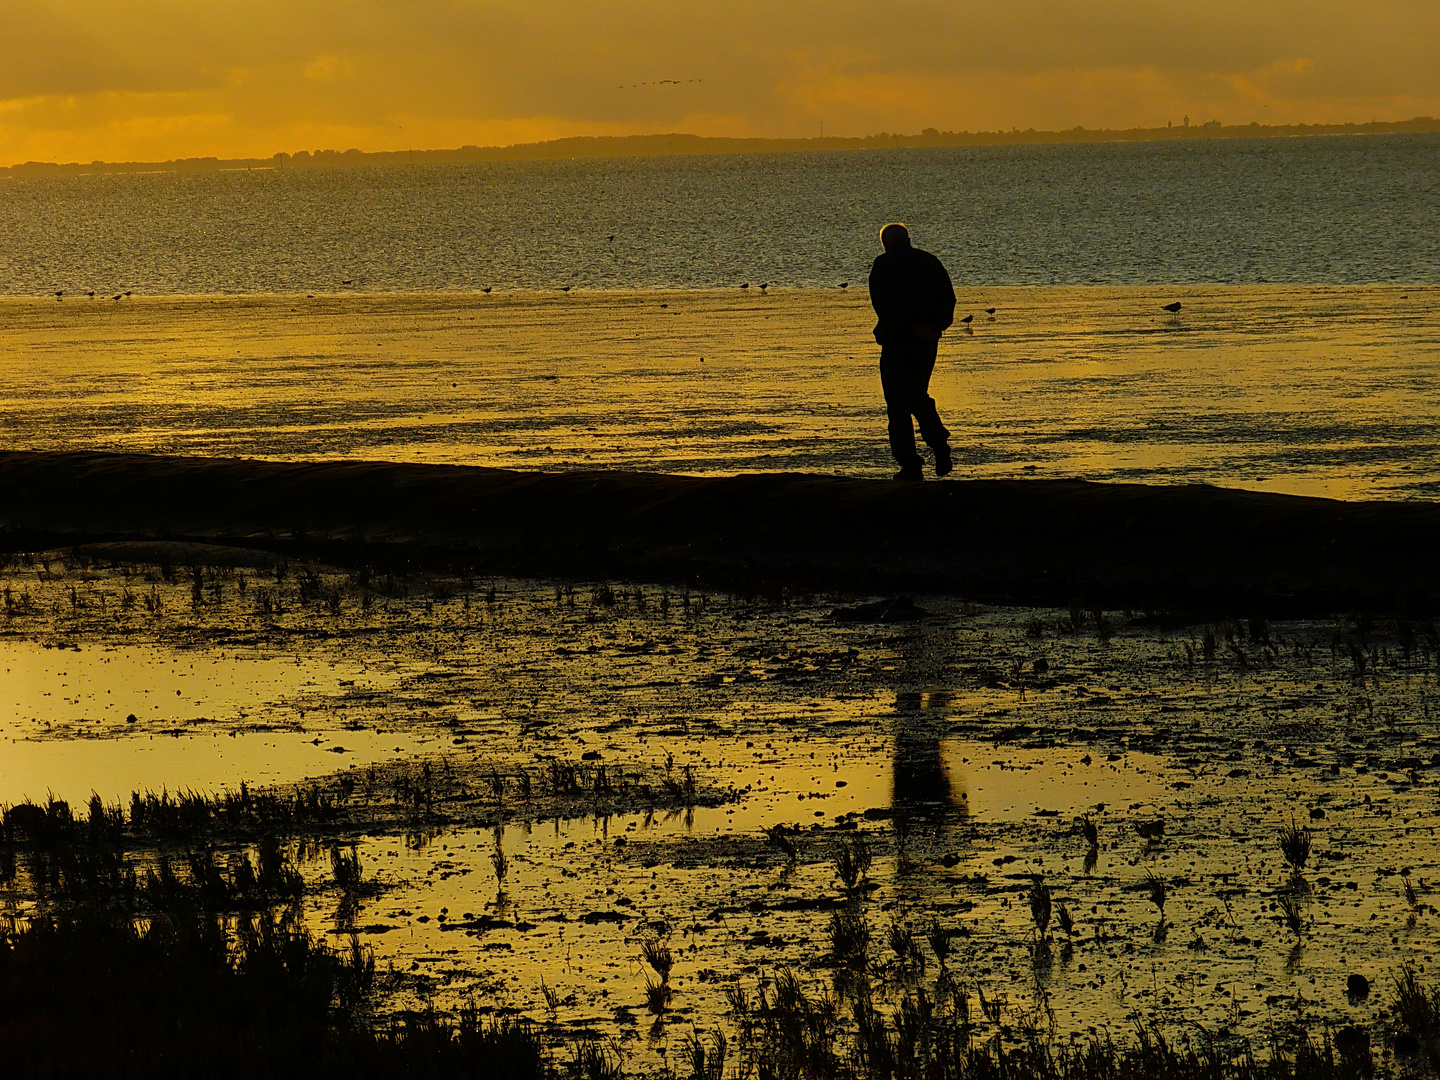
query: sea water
[{"left": 1, "top": 136, "right": 1438, "bottom": 296}]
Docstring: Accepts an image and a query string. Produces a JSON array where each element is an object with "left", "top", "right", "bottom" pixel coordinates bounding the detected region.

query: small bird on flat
[
  {"left": 740, "top": 282, "right": 749, "bottom": 289},
  {"left": 1136, "top": 820, "right": 1165, "bottom": 841},
  {"left": 839, "top": 282, "right": 848, "bottom": 289},
  {"left": 759, "top": 283, "right": 768, "bottom": 291},
  {"left": 985, "top": 307, "right": 996, "bottom": 314},
  {"left": 1162, "top": 301, "right": 1182, "bottom": 313},
  {"left": 960, "top": 314, "right": 974, "bottom": 324},
  {"left": 481, "top": 286, "right": 492, "bottom": 294},
  {"left": 561, "top": 285, "right": 572, "bottom": 292}
]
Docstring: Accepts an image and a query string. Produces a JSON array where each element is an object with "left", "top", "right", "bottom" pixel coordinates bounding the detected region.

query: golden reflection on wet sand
[{"left": 0, "top": 285, "right": 1437, "bottom": 498}]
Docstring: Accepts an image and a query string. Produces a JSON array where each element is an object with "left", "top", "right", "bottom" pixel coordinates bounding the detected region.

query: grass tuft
[
  {"left": 833, "top": 834, "right": 872, "bottom": 895},
  {"left": 827, "top": 910, "right": 869, "bottom": 971},
  {"left": 1280, "top": 815, "right": 1312, "bottom": 872}
]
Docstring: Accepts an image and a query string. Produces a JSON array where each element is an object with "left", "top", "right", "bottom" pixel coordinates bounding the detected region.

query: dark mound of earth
[{"left": 3, "top": 450, "right": 1439, "bottom": 615}]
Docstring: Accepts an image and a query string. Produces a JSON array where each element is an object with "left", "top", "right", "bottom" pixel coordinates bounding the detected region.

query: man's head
[{"left": 879, "top": 222, "right": 911, "bottom": 251}]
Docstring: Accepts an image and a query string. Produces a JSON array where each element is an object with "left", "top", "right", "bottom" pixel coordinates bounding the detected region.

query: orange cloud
[{"left": 2, "top": 1, "right": 1438, "bottom": 163}]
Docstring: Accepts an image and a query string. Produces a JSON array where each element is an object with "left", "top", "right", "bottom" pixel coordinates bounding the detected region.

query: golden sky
[{"left": 4, "top": 0, "right": 1438, "bottom": 164}]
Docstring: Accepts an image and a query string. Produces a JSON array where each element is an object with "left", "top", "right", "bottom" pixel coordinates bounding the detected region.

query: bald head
[{"left": 880, "top": 222, "right": 911, "bottom": 251}]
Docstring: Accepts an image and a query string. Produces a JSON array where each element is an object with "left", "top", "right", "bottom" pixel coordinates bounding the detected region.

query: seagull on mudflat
[{"left": 1162, "top": 301, "right": 1182, "bottom": 313}]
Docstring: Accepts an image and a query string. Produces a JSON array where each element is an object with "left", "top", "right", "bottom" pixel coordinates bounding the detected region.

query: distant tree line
[{"left": 5, "top": 117, "right": 1438, "bottom": 177}]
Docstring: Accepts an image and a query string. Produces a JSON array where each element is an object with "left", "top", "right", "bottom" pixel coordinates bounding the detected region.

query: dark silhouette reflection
[
  {"left": 890, "top": 692, "right": 968, "bottom": 880},
  {"left": 893, "top": 726, "right": 954, "bottom": 822}
]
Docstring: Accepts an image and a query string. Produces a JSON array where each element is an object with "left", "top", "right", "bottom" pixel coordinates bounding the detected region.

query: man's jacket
[{"left": 868, "top": 246, "right": 957, "bottom": 347}]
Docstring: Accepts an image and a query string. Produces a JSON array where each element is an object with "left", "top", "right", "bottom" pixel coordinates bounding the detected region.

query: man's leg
[
  {"left": 879, "top": 349, "right": 923, "bottom": 477},
  {"left": 910, "top": 343, "right": 952, "bottom": 474}
]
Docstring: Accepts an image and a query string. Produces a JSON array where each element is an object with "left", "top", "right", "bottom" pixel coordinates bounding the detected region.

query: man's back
[{"left": 868, "top": 246, "right": 956, "bottom": 347}]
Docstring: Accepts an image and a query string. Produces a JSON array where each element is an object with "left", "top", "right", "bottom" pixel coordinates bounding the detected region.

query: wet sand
[
  {"left": 4, "top": 450, "right": 1440, "bottom": 614},
  {"left": 2, "top": 286, "right": 1438, "bottom": 499}
]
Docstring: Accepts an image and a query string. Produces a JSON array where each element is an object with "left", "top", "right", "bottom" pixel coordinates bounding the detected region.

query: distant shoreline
[{"left": 5, "top": 118, "right": 1438, "bottom": 178}]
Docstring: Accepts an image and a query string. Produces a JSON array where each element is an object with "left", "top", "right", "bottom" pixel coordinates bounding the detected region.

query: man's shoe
[
  {"left": 934, "top": 447, "right": 954, "bottom": 477},
  {"left": 893, "top": 464, "right": 923, "bottom": 481}
]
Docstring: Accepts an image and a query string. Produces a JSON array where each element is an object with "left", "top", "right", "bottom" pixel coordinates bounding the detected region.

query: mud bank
[{"left": 3, "top": 450, "right": 1440, "bottom": 614}]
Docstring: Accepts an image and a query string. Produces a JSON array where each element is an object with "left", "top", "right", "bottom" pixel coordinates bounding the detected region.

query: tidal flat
[
  {"left": 2, "top": 545, "right": 1437, "bottom": 1074},
  {"left": 2, "top": 285, "right": 1439, "bottom": 499}
]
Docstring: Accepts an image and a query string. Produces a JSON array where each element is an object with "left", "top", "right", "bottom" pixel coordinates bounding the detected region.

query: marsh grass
[
  {"left": 1144, "top": 869, "right": 1167, "bottom": 915},
  {"left": 766, "top": 823, "right": 799, "bottom": 862},
  {"left": 720, "top": 962, "right": 1377, "bottom": 1080},
  {"left": 491, "top": 825, "right": 509, "bottom": 882},
  {"left": 1056, "top": 902, "right": 1074, "bottom": 937},
  {"left": 834, "top": 834, "right": 873, "bottom": 895},
  {"left": 3, "top": 787, "right": 338, "bottom": 848},
  {"left": 828, "top": 910, "right": 870, "bottom": 971},
  {"left": 1392, "top": 963, "right": 1439, "bottom": 1039},
  {"left": 1279, "top": 817, "right": 1312, "bottom": 873},
  {"left": 925, "top": 917, "right": 951, "bottom": 967},
  {"left": 1028, "top": 877, "right": 1052, "bottom": 937},
  {"left": 886, "top": 919, "right": 926, "bottom": 982},
  {"left": 640, "top": 937, "right": 674, "bottom": 983},
  {"left": 540, "top": 978, "right": 560, "bottom": 1020},
  {"left": 1144, "top": 869, "right": 1169, "bottom": 941},
  {"left": 1278, "top": 892, "right": 1304, "bottom": 939},
  {"left": 0, "top": 906, "right": 550, "bottom": 1079},
  {"left": 644, "top": 976, "right": 671, "bottom": 1014}
]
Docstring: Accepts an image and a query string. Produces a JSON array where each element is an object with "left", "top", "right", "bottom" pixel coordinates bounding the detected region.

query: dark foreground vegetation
[
  {"left": 2, "top": 778, "right": 1436, "bottom": 1078},
  {"left": 0, "top": 908, "right": 552, "bottom": 1079},
  {"left": 2, "top": 902, "right": 1435, "bottom": 1079}
]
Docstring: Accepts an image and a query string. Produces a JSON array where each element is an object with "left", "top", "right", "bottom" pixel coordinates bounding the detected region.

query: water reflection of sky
[{"left": 0, "top": 639, "right": 421, "bottom": 804}]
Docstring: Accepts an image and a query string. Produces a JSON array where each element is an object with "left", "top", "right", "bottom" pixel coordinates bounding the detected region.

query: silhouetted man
[{"left": 868, "top": 223, "right": 956, "bottom": 480}]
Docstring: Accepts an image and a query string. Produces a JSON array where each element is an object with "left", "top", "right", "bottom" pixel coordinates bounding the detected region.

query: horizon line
[{"left": 5, "top": 116, "right": 1438, "bottom": 176}]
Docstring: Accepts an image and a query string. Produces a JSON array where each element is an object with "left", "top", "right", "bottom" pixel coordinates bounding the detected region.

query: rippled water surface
[{"left": 2, "top": 137, "right": 1438, "bottom": 295}]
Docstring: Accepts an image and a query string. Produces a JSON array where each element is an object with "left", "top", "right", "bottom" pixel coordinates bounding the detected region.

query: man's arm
[
  {"left": 869, "top": 256, "right": 904, "bottom": 344},
  {"left": 929, "top": 254, "right": 956, "bottom": 335}
]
